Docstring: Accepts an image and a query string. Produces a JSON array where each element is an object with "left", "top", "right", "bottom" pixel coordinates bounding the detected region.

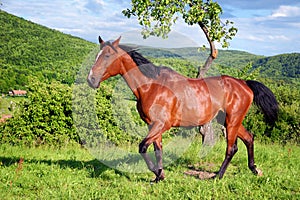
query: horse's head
[{"left": 87, "top": 36, "right": 123, "bottom": 88}]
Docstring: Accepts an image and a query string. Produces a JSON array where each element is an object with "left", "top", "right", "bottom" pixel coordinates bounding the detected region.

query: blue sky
[{"left": 1, "top": 0, "right": 300, "bottom": 56}]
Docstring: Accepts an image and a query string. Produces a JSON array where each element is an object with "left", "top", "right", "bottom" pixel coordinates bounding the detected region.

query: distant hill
[
  {"left": 0, "top": 10, "right": 95, "bottom": 93},
  {"left": 252, "top": 53, "right": 300, "bottom": 79},
  {"left": 141, "top": 46, "right": 299, "bottom": 80},
  {"left": 139, "top": 47, "right": 263, "bottom": 69}
]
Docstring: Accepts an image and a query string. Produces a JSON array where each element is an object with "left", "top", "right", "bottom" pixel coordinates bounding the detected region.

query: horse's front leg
[
  {"left": 139, "top": 122, "right": 168, "bottom": 182},
  {"left": 153, "top": 138, "right": 165, "bottom": 182}
]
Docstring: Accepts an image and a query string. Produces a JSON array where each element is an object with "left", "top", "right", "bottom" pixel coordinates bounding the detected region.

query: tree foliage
[{"left": 123, "top": 0, "right": 237, "bottom": 48}]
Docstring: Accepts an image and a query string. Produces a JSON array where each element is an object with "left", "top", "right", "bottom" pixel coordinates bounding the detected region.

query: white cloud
[
  {"left": 271, "top": 5, "right": 300, "bottom": 18},
  {"left": 95, "top": 0, "right": 105, "bottom": 6},
  {"left": 268, "top": 35, "right": 290, "bottom": 41},
  {"left": 218, "top": 0, "right": 300, "bottom": 10},
  {"left": 288, "top": 22, "right": 300, "bottom": 28}
]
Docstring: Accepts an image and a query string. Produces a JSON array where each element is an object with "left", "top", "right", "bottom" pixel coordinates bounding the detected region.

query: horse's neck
[{"left": 120, "top": 58, "right": 152, "bottom": 99}]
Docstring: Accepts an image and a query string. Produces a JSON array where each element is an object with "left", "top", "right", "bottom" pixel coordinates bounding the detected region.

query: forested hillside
[
  {"left": 0, "top": 10, "right": 95, "bottom": 93},
  {"left": 140, "top": 47, "right": 264, "bottom": 69},
  {"left": 139, "top": 46, "right": 300, "bottom": 80},
  {"left": 253, "top": 53, "right": 300, "bottom": 79}
]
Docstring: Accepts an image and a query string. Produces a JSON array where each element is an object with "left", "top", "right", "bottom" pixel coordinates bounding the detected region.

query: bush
[{"left": 0, "top": 79, "right": 78, "bottom": 145}]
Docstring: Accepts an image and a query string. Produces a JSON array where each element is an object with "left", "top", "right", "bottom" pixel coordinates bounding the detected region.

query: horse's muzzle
[{"left": 87, "top": 76, "right": 99, "bottom": 89}]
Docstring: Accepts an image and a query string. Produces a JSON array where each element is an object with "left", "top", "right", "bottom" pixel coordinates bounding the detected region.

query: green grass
[{"left": 0, "top": 139, "right": 299, "bottom": 199}]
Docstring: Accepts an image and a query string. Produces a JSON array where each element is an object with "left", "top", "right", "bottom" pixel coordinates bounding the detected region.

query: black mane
[{"left": 120, "top": 45, "right": 165, "bottom": 79}]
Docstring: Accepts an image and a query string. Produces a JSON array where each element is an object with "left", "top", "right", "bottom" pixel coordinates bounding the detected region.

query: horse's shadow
[
  {"left": 0, "top": 156, "right": 125, "bottom": 178},
  {"left": 1, "top": 151, "right": 219, "bottom": 181}
]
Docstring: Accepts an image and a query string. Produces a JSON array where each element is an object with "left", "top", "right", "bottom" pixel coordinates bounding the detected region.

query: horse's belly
[
  {"left": 170, "top": 81, "right": 224, "bottom": 127},
  {"left": 172, "top": 104, "right": 213, "bottom": 127}
]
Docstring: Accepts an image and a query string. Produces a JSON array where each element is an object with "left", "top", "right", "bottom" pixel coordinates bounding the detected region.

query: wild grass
[{"left": 0, "top": 138, "right": 299, "bottom": 199}]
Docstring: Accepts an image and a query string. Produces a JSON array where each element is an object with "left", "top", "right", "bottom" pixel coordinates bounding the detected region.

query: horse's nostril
[{"left": 87, "top": 76, "right": 95, "bottom": 88}]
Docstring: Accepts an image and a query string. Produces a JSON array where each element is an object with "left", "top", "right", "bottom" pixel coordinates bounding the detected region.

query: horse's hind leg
[{"left": 237, "top": 125, "right": 262, "bottom": 176}]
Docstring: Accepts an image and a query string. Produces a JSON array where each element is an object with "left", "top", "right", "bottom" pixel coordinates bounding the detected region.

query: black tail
[{"left": 246, "top": 80, "right": 279, "bottom": 126}]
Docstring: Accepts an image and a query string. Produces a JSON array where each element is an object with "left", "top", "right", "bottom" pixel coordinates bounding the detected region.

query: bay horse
[{"left": 87, "top": 36, "right": 278, "bottom": 182}]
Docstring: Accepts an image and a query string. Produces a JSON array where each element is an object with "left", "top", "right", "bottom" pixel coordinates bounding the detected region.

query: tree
[
  {"left": 123, "top": 0, "right": 237, "bottom": 145},
  {"left": 123, "top": 0, "right": 237, "bottom": 77}
]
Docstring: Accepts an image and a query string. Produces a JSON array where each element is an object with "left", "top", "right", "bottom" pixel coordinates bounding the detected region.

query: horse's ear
[
  {"left": 112, "top": 36, "right": 121, "bottom": 47},
  {"left": 98, "top": 36, "right": 105, "bottom": 45},
  {"left": 99, "top": 36, "right": 105, "bottom": 49}
]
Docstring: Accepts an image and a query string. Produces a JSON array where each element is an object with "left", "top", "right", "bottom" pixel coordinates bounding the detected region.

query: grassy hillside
[{"left": 0, "top": 10, "right": 96, "bottom": 93}]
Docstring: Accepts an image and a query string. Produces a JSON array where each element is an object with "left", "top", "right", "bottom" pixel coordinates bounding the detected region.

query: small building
[
  {"left": 9, "top": 90, "right": 27, "bottom": 97},
  {"left": 0, "top": 114, "right": 12, "bottom": 123}
]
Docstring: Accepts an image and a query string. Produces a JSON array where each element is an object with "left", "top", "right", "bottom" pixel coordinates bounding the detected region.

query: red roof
[
  {"left": 0, "top": 114, "right": 12, "bottom": 123},
  {"left": 11, "top": 90, "right": 27, "bottom": 96}
]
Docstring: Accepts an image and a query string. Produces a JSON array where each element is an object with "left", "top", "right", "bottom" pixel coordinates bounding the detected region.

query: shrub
[{"left": 0, "top": 79, "right": 78, "bottom": 145}]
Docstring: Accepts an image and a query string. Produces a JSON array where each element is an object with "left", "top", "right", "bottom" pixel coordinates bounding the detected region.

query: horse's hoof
[
  {"left": 256, "top": 168, "right": 263, "bottom": 176},
  {"left": 151, "top": 169, "right": 165, "bottom": 183},
  {"left": 150, "top": 177, "right": 162, "bottom": 184},
  {"left": 150, "top": 174, "right": 165, "bottom": 184}
]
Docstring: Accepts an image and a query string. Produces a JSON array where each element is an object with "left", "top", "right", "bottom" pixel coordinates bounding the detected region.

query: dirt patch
[
  {"left": 184, "top": 170, "right": 216, "bottom": 180},
  {"left": 184, "top": 162, "right": 217, "bottom": 180}
]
